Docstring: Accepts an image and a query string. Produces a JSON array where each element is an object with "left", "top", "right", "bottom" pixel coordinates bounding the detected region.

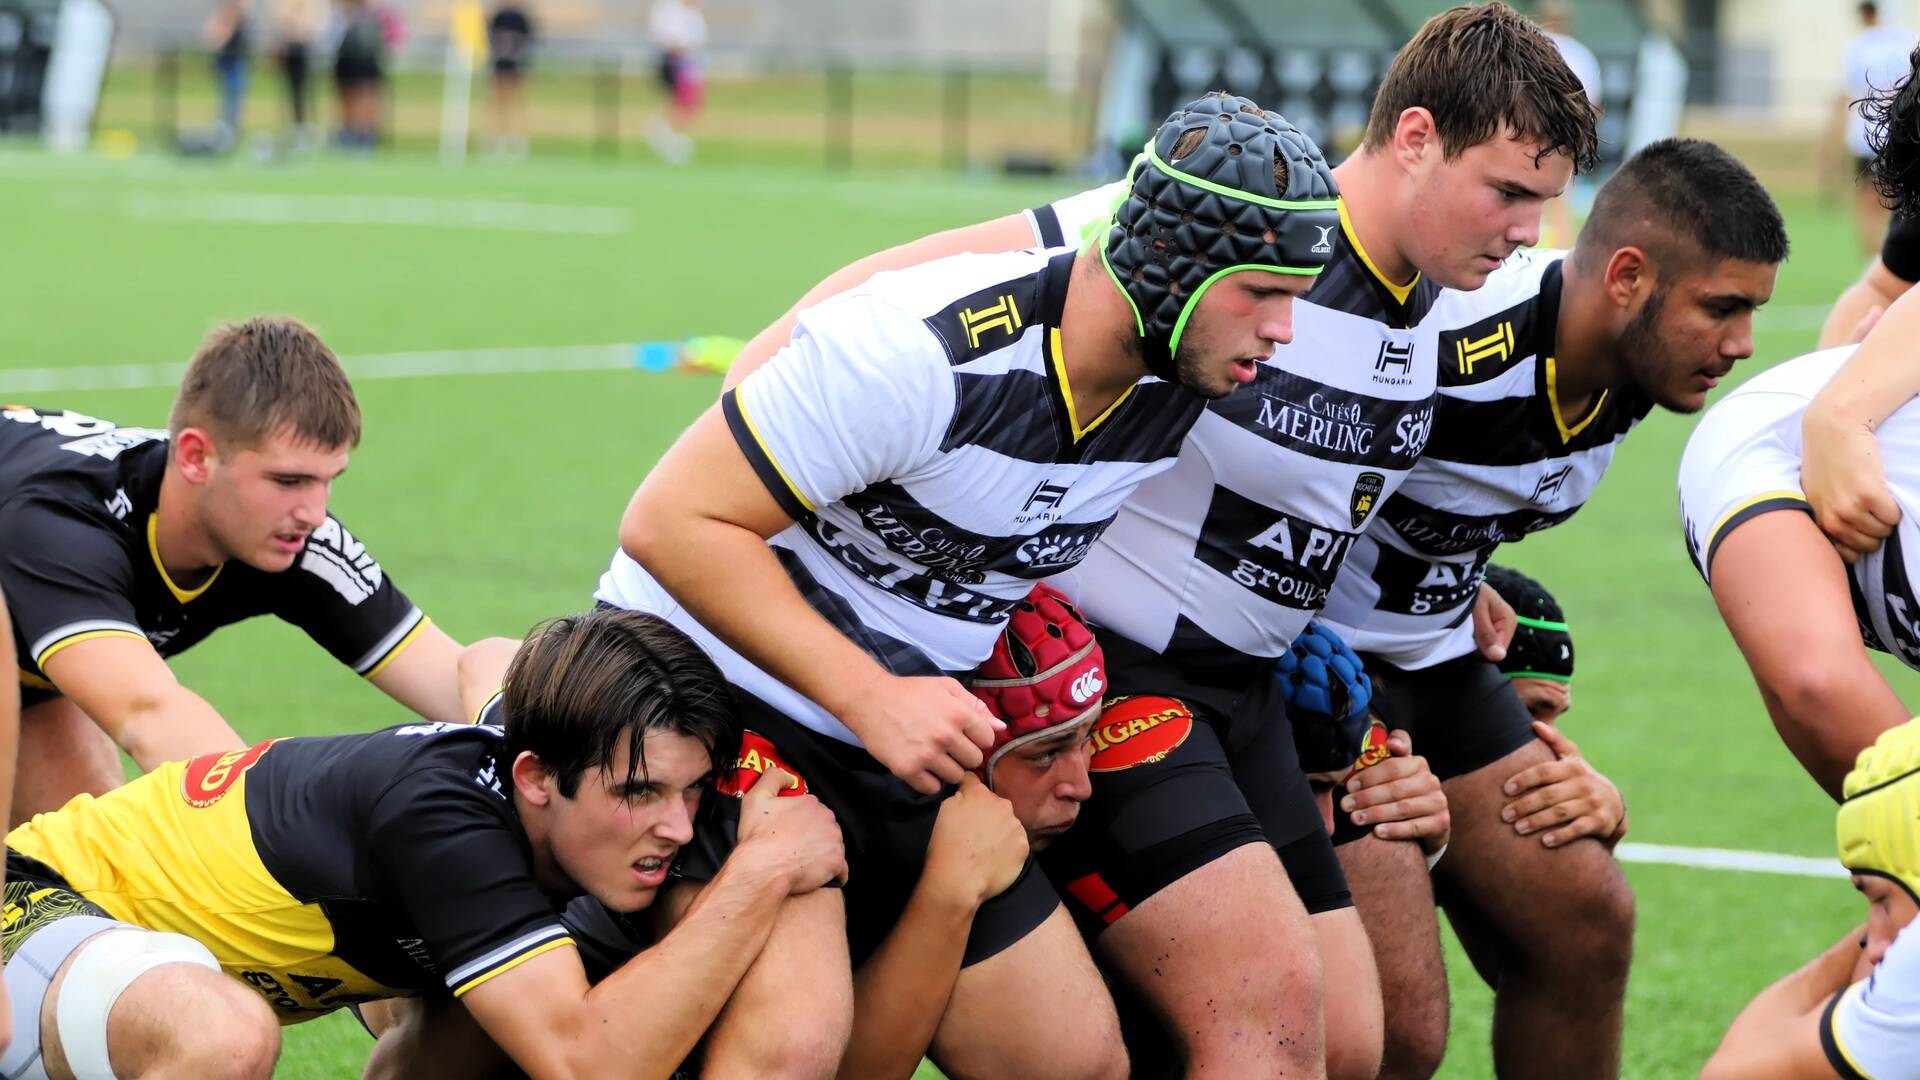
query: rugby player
[
  {"left": 1703, "top": 717, "right": 1920, "bottom": 1079},
  {"left": 715, "top": 7, "right": 1599, "bottom": 1075},
  {"left": 605, "top": 92, "right": 1342, "bottom": 1078},
  {"left": 0, "top": 589, "right": 17, "bottom": 1058},
  {"left": 1817, "top": 43, "right": 1920, "bottom": 352},
  {"left": 0, "top": 607, "right": 845, "bottom": 1080},
  {"left": 1, "top": 318, "right": 467, "bottom": 821}
]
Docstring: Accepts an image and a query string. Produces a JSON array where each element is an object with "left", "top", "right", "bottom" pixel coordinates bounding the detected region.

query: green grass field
[{"left": 0, "top": 142, "right": 1908, "bottom": 1078}]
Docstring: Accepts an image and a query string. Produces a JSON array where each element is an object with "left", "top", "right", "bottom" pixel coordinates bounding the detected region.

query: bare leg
[
  {"left": 1097, "top": 843, "right": 1325, "bottom": 1077},
  {"left": 1339, "top": 835, "right": 1447, "bottom": 1080},
  {"left": 41, "top": 938, "right": 279, "bottom": 1080},
  {"left": 15, "top": 697, "right": 122, "bottom": 821},
  {"left": 927, "top": 904, "right": 1123, "bottom": 1079}
]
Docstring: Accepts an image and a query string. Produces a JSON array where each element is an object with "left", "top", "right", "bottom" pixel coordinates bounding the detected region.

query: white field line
[
  {"left": 121, "top": 192, "right": 633, "bottom": 235},
  {"left": 1615, "top": 842, "right": 1849, "bottom": 879},
  {"left": 1, "top": 343, "right": 639, "bottom": 394}
]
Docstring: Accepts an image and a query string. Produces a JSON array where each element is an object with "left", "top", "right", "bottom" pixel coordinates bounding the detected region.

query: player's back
[{"left": 0, "top": 405, "right": 167, "bottom": 510}]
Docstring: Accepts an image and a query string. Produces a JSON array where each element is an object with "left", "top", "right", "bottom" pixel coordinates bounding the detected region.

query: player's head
[
  {"left": 1102, "top": 90, "right": 1339, "bottom": 398},
  {"left": 1572, "top": 138, "right": 1786, "bottom": 414},
  {"left": 1863, "top": 46, "right": 1920, "bottom": 217},
  {"left": 1276, "top": 622, "right": 1390, "bottom": 833},
  {"left": 501, "top": 608, "right": 740, "bottom": 913},
  {"left": 969, "top": 584, "right": 1102, "bottom": 848},
  {"left": 166, "top": 316, "right": 361, "bottom": 573},
  {"left": 1358, "top": 2, "right": 1599, "bottom": 290},
  {"left": 1484, "top": 564, "right": 1574, "bottom": 722},
  {"left": 1838, "top": 719, "right": 1920, "bottom": 970}
]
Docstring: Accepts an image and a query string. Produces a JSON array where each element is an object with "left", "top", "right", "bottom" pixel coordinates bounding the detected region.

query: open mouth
[
  {"left": 632, "top": 854, "right": 672, "bottom": 884},
  {"left": 272, "top": 531, "right": 307, "bottom": 551}
]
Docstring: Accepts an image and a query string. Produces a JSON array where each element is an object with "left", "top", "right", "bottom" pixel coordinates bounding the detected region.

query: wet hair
[
  {"left": 1363, "top": 2, "right": 1600, "bottom": 171},
  {"left": 168, "top": 316, "right": 360, "bottom": 452},
  {"left": 1574, "top": 138, "right": 1788, "bottom": 276},
  {"left": 1864, "top": 46, "right": 1920, "bottom": 217},
  {"left": 500, "top": 608, "right": 740, "bottom": 798}
]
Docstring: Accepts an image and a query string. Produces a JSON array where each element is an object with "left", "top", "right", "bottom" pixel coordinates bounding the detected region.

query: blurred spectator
[
  {"left": 276, "top": 0, "right": 321, "bottom": 149},
  {"left": 1827, "top": 2, "right": 1917, "bottom": 254},
  {"left": 203, "top": 0, "right": 251, "bottom": 150},
  {"left": 647, "top": 0, "right": 705, "bottom": 164},
  {"left": 332, "top": 0, "right": 386, "bottom": 151},
  {"left": 488, "top": 2, "right": 536, "bottom": 159},
  {"left": 1536, "top": 0, "right": 1599, "bottom": 249}
]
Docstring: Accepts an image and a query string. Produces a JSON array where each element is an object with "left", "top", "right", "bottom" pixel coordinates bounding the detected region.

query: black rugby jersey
[
  {"left": 7, "top": 722, "right": 571, "bottom": 1021},
  {"left": 0, "top": 406, "right": 425, "bottom": 702}
]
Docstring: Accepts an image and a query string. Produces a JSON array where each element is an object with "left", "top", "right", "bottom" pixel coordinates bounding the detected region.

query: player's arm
[
  {"left": 1806, "top": 273, "right": 1920, "bottom": 561},
  {"left": 0, "top": 588, "right": 16, "bottom": 1056},
  {"left": 1701, "top": 924, "right": 1861, "bottom": 1080},
  {"left": 623, "top": 307, "right": 1000, "bottom": 794},
  {"left": 839, "top": 776, "right": 1028, "bottom": 1080},
  {"left": 367, "top": 623, "right": 468, "bottom": 724},
  {"left": 1710, "top": 510, "right": 1910, "bottom": 800},
  {"left": 721, "top": 213, "right": 1041, "bottom": 392},
  {"left": 41, "top": 636, "right": 245, "bottom": 768},
  {"left": 1816, "top": 257, "right": 1907, "bottom": 351},
  {"left": 461, "top": 770, "right": 845, "bottom": 1080},
  {"left": 455, "top": 637, "right": 520, "bottom": 722}
]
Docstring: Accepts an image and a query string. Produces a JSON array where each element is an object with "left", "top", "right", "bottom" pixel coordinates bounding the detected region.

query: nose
[
  {"left": 1057, "top": 748, "right": 1094, "bottom": 803},
  {"left": 1259, "top": 298, "right": 1295, "bottom": 347},
  {"left": 1509, "top": 209, "right": 1542, "bottom": 251},
  {"left": 1723, "top": 318, "right": 1755, "bottom": 360},
  {"left": 293, "top": 487, "right": 327, "bottom": 530},
  {"left": 658, "top": 794, "right": 697, "bottom": 846}
]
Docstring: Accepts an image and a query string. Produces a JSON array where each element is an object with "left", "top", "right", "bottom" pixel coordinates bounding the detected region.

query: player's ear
[
  {"left": 1603, "top": 246, "right": 1652, "bottom": 310},
  {"left": 172, "top": 427, "right": 215, "bottom": 483},
  {"left": 511, "top": 750, "right": 557, "bottom": 807},
  {"left": 1391, "top": 107, "right": 1437, "bottom": 170}
]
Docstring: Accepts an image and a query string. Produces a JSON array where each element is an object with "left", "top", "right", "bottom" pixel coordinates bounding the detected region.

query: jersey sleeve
[
  {"left": 366, "top": 767, "right": 574, "bottom": 996},
  {"left": 1676, "top": 391, "right": 1811, "bottom": 583},
  {"left": 272, "top": 514, "right": 429, "bottom": 678},
  {"left": 721, "top": 296, "right": 954, "bottom": 520},
  {"left": 1024, "top": 182, "right": 1125, "bottom": 249},
  {"left": 1824, "top": 924, "right": 1920, "bottom": 1080},
  {"left": 0, "top": 495, "right": 146, "bottom": 677},
  {"left": 1883, "top": 213, "right": 1920, "bottom": 285}
]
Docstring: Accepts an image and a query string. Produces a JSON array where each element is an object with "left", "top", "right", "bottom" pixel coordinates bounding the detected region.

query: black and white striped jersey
[
  {"left": 1320, "top": 250, "right": 1652, "bottom": 667},
  {"left": 1032, "top": 188, "right": 1441, "bottom": 685},
  {"left": 1679, "top": 346, "right": 1920, "bottom": 670},
  {"left": 598, "top": 247, "right": 1207, "bottom": 744}
]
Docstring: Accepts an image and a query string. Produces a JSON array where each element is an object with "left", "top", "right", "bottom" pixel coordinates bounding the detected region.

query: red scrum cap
[{"left": 970, "top": 583, "right": 1106, "bottom": 785}]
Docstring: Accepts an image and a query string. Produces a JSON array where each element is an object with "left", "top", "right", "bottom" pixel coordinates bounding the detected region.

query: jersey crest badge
[{"left": 1350, "top": 472, "right": 1385, "bottom": 529}]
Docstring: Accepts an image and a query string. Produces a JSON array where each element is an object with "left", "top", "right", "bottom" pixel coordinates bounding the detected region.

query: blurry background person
[
  {"left": 275, "top": 0, "right": 320, "bottom": 150},
  {"left": 487, "top": 1, "right": 536, "bottom": 160},
  {"left": 1825, "top": 2, "right": 1916, "bottom": 255},
  {"left": 1536, "top": 0, "right": 1601, "bottom": 249},
  {"left": 200, "top": 0, "right": 251, "bottom": 152},
  {"left": 331, "top": 0, "right": 386, "bottom": 151},
  {"left": 646, "top": 0, "right": 705, "bottom": 164}
]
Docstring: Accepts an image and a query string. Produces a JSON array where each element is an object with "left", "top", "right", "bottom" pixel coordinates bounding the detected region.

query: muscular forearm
[
  {"left": 1817, "top": 272, "right": 1906, "bottom": 352},
  {"left": 111, "top": 684, "right": 247, "bottom": 771},
  {"left": 1759, "top": 672, "right": 1909, "bottom": 801},
  {"left": 838, "top": 883, "right": 979, "bottom": 1080},
  {"left": 1704, "top": 927, "right": 1861, "bottom": 1079}
]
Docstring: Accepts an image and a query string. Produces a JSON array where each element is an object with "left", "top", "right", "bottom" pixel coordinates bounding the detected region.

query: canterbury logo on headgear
[{"left": 970, "top": 583, "right": 1105, "bottom": 786}]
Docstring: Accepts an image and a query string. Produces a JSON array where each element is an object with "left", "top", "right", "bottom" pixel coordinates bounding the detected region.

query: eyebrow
[
  {"left": 1700, "top": 293, "right": 1760, "bottom": 311},
  {"left": 1495, "top": 177, "right": 1557, "bottom": 201}
]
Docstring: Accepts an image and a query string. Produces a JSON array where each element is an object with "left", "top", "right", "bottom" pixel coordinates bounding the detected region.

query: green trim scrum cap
[
  {"left": 1838, "top": 718, "right": 1920, "bottom": 905},
  {"left": 1484, "top": 564, "right": 1573, "bottom": 682},
  {"left": 1101, "top": 91, "right": 1341, "bottom": 382}
]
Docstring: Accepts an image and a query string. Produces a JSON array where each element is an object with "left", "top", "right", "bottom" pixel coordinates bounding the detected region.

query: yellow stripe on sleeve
[
  {"left": 36, "top": 628, "right": 150, "bottom": 668},
  {"left": 733, "top": 388, "right": 817, "bottom": 514},
  {"left": 361, "top": 617, "right": 431, "bottom": 681},
  {"left": 451, "top": 937, "right": 577, "bottom": 997}
]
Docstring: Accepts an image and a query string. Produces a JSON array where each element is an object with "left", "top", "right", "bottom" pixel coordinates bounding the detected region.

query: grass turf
[{"left": 0, "top": 144, "right": 1906, "bottom": 1077}]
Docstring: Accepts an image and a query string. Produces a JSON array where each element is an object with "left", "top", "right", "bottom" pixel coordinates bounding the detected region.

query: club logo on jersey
[
  {"left": 1310, "top": 225, "right": 1336, "bottom": 255},
  {"left": 181, "top": 738, "right": 278, "bottom": 808},
  {"left": 1350, "top": 472, "right": 1385, "bottom": 528},
  {"left": 1454, "top": 321, "right": 1516, "bottom": 378},
  {"left": 1089, "top": 696, "right": 1193, "bottom": 772},
  {"left": 1350, "top": 719, "right": 1391, "bottom": 774},
  {"left": 960, "top": 293, "right": 1025, "bottom": 349},
  {"left": 1374, "top": 339, "right": 1415, "bottom": 385},
  {"left": 299, "top": 518, "right": 384, "bottom": 605},
  {"left": 1531, "top": 464, "right": 1573, "bottom": 504},
  {"left": 716, "top": 730, "right": 809, "bottom": 798}
]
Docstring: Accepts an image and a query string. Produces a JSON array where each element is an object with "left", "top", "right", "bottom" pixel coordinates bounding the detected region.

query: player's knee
[
  {"left": 179, "top": 986, "right": 281, "bottom": 1080},
  {"left": 1526, "top": 853, "right": 1636, "bottom": 978},
  {"left": 1376, "top": 1008, "right": 1446, "bottom": 1080},
  {"left": 1327, "top": 1025, "right": 1385, "bottom": 1080}
]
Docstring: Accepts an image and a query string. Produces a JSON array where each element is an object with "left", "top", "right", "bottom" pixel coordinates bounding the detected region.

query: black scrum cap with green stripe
[
  {"left": 1484, "top": 564, "right": 1573, "bottom": 682},
  {"left": 1101, "top": 91, "right": 1340, "bottom": 382}
]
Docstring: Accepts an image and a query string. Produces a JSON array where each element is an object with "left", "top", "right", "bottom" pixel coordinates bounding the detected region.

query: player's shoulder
[
  {"left": 283, "top": 513, "right": 389, "bottom": 605},
  {"left": 825, "top": 246, "right": 1065, "bottom": 367},
  {"left": 1429, "top": 248, "right": 1565, "bottom": 388},
  {"left": 271, "top": 722, "right": 509, "bottom": 810},
  {"left": 1718, "top": 346, "right": 1854, "bottom": 407}
]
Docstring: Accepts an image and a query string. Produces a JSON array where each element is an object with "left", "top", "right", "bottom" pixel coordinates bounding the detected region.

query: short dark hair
[
  {"left": 501, "top": 608, "right": 740, "bottom": 798},
  {"left": 1363, "top": 2, "right": 1600, "bottom": 172},
  {"left": 1574, "top": 138, "right": 1788, "bottom": 275},
  {"left": 1864, "top": 46, "right": 1920, "bottom": 216},
  {"left": 169, "top": 316, "right": 361, "bottom": 452}
]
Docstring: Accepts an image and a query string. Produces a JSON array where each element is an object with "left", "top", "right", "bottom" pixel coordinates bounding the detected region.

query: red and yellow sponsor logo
[
  {"left": 1089, "top": 696, "right": 1193, "bottom": 773},
  {"left": 1350, "top": 719, "right": 1391, "bottom": 775},
  {"left": 716, "top": 730, "right": 808, "bottom": 798},
  {"left": 180, "top": 739, "right": 278, "bottom": 808}
]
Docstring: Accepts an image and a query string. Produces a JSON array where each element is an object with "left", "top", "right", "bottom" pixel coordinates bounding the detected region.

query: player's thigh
[
  {"left": 697, "top": 886, "right": 852, "bottom": 1077},
  {"left": 363, "top": 995, "right": 518, "bottom": 1080},
  {"left": 16, "top": 695, "right": 122, "bottom": 819},
  {"left": 930, "top": 904, "right": 1124, "bottom": 1080},
  {"left": 1437, "top": 740, "right": 1634, "bottom": 959}
]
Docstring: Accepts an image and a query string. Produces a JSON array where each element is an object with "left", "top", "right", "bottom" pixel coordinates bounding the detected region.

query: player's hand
[
  {"left": 1511, "top": 676, "right": 1572, "bottom": 723},
  {"left": 1341, "top": 728, "right": 1449, "bottom": 855},
  {"left": 1802, "top": 417, "right": 1900, "bottom": 564},
  {"left": 922, "top": 776, "right": 1030, "bottom": 907},
  {"left": 1500, "top": 721, "right": 1626, "bottom": 849},
  {"left": 838, "top": 673, "right": 1004, "bottom": 795},
  {"left": 1472, "top": 583, "right": 1516, "bottom": 664},
  {"left": 736, "top": 767, "right": 848, "bottom": 893}
]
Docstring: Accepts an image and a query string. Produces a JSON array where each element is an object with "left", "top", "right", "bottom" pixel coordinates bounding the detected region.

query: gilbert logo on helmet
[
  {"left": 1069, "top": 667, "right": 1104, "bottom": 706},
  {"left": 1311, "top": 224, "right": 1336, "bottom": 255}
]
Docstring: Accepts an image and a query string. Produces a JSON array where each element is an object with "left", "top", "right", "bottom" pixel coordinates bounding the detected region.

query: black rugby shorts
[{"left": 1364, "top": 651, "right": 1538, "bottom": 781}]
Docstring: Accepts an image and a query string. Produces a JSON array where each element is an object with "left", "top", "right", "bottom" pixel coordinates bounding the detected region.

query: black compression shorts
[
  {"left": 1364, "top": 651, "right": 1538, "bottom": 781},
  {"left": 1039, "top": 631, "right": 1351, "bottom": 941},
  {"left": 674, "top": 688, "right": 1059, "bottom": 968}
]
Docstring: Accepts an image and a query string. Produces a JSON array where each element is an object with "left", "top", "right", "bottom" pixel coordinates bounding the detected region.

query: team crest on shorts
[
  {"left": 1089, "top": 696, "right": 1193, "bottom": 772},
  {"left": 1350, "top": 719, "right": 1391, "bottom": 775},
  {"left": 1350, "top": 472, "right": 1385, "bottom": 529},
  {"left": 181, "top": 738, "right": 278, "bottom": 808},
  {"left": 717, "top": 730, "right": 808, "bottom": 798}
]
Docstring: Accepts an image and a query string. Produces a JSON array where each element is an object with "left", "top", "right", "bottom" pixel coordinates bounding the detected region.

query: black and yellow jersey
[
  {"left": 0, "top": 406, "right": 427, "bottom": 706},
  {"left": 6, "top": 722, "right": 573, "bottom": 1023}
]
